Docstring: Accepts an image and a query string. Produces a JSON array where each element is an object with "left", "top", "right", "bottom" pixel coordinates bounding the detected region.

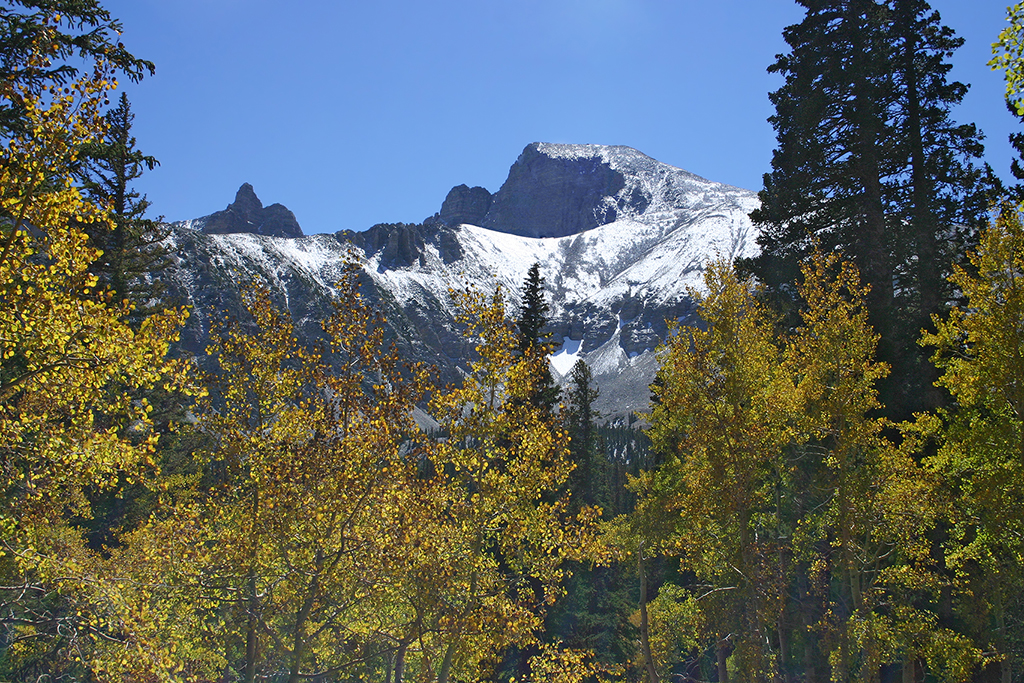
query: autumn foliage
[{"left": 7, "top": 3, "right": 1024, "bottom": 683}]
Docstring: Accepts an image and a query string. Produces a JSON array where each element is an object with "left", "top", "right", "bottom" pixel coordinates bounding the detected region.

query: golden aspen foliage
[
  {"left": 516, "top": 640, "right": 622, "bottom": 683},
  {"left": 991, "top": 2, "right": 1024, "bottom": 115},
  {"left": 787, "top": 252, "right": 973, "bottom": 683},
  {"left": 0, "top": 47, "right": 191, "bottom": 682},
  {"left": 634, "top": 260, "right": 798, "bottom": 682},
  {"left": 626, "top": 253, "right": 972, "bottom": 683},
  {"left": 920, "top": 204, "right": 1024, "bottom": 682},
  {"left": 112, "top": 274, "right": 601, "bottom": 683},
  {"left": 413, "top": 285, "right": 603, "bottom": 683},
  {"left": 130, "top": 270, "right": 435, "bottom": 683}
]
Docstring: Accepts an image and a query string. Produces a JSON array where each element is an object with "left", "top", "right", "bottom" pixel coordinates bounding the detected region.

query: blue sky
[{"left": 103, "top": 0, "right": 1020, "bottom": 235}]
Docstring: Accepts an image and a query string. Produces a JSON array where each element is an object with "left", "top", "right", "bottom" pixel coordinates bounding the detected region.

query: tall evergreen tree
[
  {"left": 549, "top": 360, "right": 637, "bottom": 668},
  {"left": 564, "top": 359, "right": 604, "bottom": 511},
  {"left": 77, "top": 93, "right": 172, "bottom": 322},
  {"left": 517, "top": 262, "right": 550, "bottom": 351},
  {"left": 516, "top": 262, "right": 560, "bottom": 412},
  {"left": 743, "top": 0, "right": 993, "bottom": 417},
  {"left": 72, "top": 94, "right": 186, "bottom": 556}
]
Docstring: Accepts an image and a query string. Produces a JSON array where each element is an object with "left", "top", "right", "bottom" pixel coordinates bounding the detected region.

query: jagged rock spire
[{"left": 199, "top": 183, "right": 303, "bottom": 238}]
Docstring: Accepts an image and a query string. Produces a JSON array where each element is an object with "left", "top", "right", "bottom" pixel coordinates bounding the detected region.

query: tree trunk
[
  {"left": 717, "top": 639, "right": 730, "bottom": 683},
  {"left": 287, "top": 555, "right": 322, "bottom": 683},
  {"left": 902, "top": 656, "right": 916, "bottom": 683},
  {"left": 244, "top": 484, "right": 261, "bottom": 683},
  {"left": 839, "top": 457, "right": 865, "bottom": 683},
  {"left": 997, "top": 592, "right": 1012, "bottom": 683},
  {"left": 639, "top": 550, "right": 659, "bottom": 683},
  {"left": 778, "top": 612, "right": 792, "bottom": 683},
  {"left": 849, "top": 0, "right": 895, "bottom": 374},
  {"left": 901, "top": 10, "right": 940, "bottom": 321},
  {"left": 800, "top": 583, "right": 819, "bottom": 683},
  {"left": 437, "top": 642, "right": 455, "bottom": 683},
  {"left": 244, "top": 568, "right": 259, "bottom": 683},
  {"left": 394, "top": 636, "right": 411, "bottom": 683},
  {"left": 895, "top": 0, "right": 943, "bottom": 416},
  {"left": 438, "top": 569, "right": 478, "bottom": 683}
]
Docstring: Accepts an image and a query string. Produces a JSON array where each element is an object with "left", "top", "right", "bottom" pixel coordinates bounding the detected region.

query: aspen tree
[
  {"left": 418, "top": 286, "right": 602, "bottom": 683},
  {"left": 630, "top": 254, "right": 971, "bottom": 683},
  {"left": 786, "top": 252, "right": 973, "bottom": 683},
  {"left": 154, "top": 271, "right": 434, "bottom": 682},
  {"left": 0, "top": 43, "right": 190, "bottom": 683},
  {"left": 920, "top": 205, "right": 1024, "bottom": 683},
  {"left": 632, "top": 261, "right": 798, "bottom": 682}
]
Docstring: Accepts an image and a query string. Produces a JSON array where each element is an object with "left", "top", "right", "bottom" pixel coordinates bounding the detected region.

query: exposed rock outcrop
[
  {"left": 479, "top": 143, "right": 630, "bottom": 238},
  {"left": 197, "top": 183, "right": 303, "bottom": 238},
  {"left": 338, "top": 222, "right": 465, "bottom": 270},
  {"left": 426, "top": 184, "right": 493, "bottom": 227}
]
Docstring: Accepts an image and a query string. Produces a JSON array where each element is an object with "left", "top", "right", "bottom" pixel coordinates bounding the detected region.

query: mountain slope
[{"left": 164, "top": 143, "right": 760, "bottom": 420}]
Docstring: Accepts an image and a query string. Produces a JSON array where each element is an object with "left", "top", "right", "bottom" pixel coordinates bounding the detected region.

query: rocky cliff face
[
  {"left": 426, "top": 185, "right": 493, "bottom": 228},
  {"left": 192, "top": 183, "right": 304, "bottom": 238},
  {"left": 162, "top": 143, "right": 760, "bottom": 421},
  {"left": 479, "top": 143, "right": 627, "bottom": 238},
  {"left": 476, "top": 143, "right": 724, "bottom": 239}
]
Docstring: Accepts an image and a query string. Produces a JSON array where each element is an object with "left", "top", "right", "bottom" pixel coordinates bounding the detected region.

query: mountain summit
[{"left": 424, "top": 143, "right": 732, "bottom": 240}]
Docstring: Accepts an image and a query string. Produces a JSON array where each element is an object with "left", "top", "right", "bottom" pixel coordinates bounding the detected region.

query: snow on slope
[
  {"left": 166, "top": 145, "right": 760, "bottom": 419},
  {"left": 167, "top": 230, "right": 353, "bottom": 310},
  {"left": 550, "top": 337, "right": 583, "bottom": 376},
  {"left": 355, "top": 147, "right": 759, "bottom": 418},
  {"left": 171, "top": 143, "right": 757, "bottom": 330},
  {"left": 360, "top": 179, "right": 758, "bottom": 318}
]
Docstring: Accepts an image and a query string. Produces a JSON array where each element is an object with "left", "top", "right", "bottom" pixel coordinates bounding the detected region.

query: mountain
[
  {"left": 186, "top": 182, "right": 303, "bottom": 238},
  {"left": 163, "top": 143, "right": 760, "bottom": 421}
]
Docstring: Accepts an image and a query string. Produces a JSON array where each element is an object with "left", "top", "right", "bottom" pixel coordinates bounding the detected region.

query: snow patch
[{"left": 549, "top": 336, "right": 583, "bottom": 377}]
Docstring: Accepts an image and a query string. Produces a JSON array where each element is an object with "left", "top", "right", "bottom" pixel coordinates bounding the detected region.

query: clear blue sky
[{"left": 103, "top": 0, "right": 1020, "bottom": 235}]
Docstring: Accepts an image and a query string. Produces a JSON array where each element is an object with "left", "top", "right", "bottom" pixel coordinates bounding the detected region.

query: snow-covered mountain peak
[
  {"left": 531, "top": 142, "right": 646, "bottom": 162},
  {"left": 475, "top": 142, "right": 753, "bottom": 240},
  {"left": 164, "top": 143, "right": 761, "bottom": 421}
]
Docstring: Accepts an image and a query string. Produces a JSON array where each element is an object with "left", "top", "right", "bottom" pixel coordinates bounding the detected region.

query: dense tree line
[
  {"left": 637, "top": 2, "right": 1024, "bottom": 681},
  {"left": 5, "top": 0, "right": 1024, "bottom": 681}
]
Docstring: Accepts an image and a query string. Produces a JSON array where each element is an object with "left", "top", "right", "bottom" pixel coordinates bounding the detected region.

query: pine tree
[
  {"left": 72, "top": 93, "right": 184, "bottom": 554},
  {"left": 564, "top": 359, "right": 603, "bottom": 511},
  {"left": 77, "top": 92, "right": 172, "bottom": 321},
  {"left": 743, "top": 0, "right": 993, "bottom": 418},
  {"left": 548, "top": 360, "right": 631, "bottom": 667},
  {"left": 516, "top": 262, "right": 560, "bottom": 412}
]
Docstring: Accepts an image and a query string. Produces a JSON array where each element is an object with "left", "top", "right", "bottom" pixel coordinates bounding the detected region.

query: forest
[{"left": 3, "top": 0, "right": 1024, "bottom": 681}]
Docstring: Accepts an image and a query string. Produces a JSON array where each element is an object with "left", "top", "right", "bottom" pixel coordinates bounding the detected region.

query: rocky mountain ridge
[
  {"left": 186, "top": 182, "right": 303, "bottom": 238},
  {"left": 164, "top": 143, "right": 760, "bottom": 420}
]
